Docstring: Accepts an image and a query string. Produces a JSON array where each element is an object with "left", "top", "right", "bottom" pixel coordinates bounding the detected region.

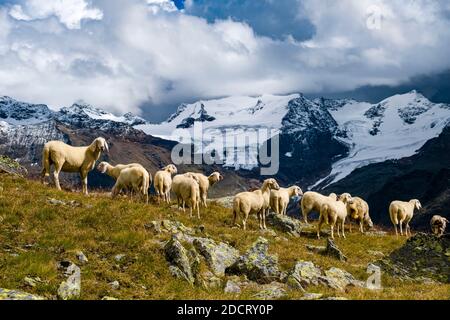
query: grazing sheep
[
  {"left": 346, "top": 197, "right": 373, "bottom": 233},
  {"left": 187, "top": 172, "right": 224, "bottom": 208},
  {"left": 171, "top": 174, "right": 201, "bottom": 218},
  {"left": 97, "top": 162, "right": 144, "bottom": 179},
  {"left": 154, "top": 165, "right": 177, "bottom": 204},
  {"left": 301, "top": 191, "right": 339, "bottom": 223},
  {"left": 41, "top": 137, "right": 109, "bottom": 195},
  {"left": 111, "top": 166, "right": 150, "bottom": 204},
  {"left": 317, "top": 193, "right": 352, "bottom": 239},
  {"left": 270, "top": 185, "right": 303, "bottom": 215},
  {"left": 430, "top": 215, "right": 448, "bottom": 237},
  {"left": 389, "top": 199, "right": 422, "bottom": 237},
  {"left": 232, "top": 178, "right": 280, "bottom": 230}
]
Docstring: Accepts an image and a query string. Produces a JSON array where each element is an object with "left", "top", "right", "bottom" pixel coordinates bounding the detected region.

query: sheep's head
[
  {"left": 264, "top": 178, "right": 280, "bottom": 191},
  {"left": 338, "top": 193, "right": 352, "bottom": 204},
  {"left": 411, "top": 199, "right": 422, "bottom": 211},
  {"left": 292, "top": 186, "right": 303, "bottom": 196},
  {"left": 94, "top": 137, "right": 109, "bottom": 153},
  {"left": 329, "top": 193, "right": 338, "bottom": 201},
  {"left": 209, "top": 172, "right": 224, "bottom": 185},
  {"left": 165, "top": 164, "right": 177, "bottom": 174},
  {"left": 97, "top": 162, "right": 109, "bottom": 174}
]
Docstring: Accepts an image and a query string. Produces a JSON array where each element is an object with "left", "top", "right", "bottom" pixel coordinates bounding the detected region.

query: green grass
[{"left": 0, "top": 175, "right": 449, "bottom": 300}]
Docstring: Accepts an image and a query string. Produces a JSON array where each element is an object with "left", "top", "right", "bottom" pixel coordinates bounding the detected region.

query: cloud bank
[{"left": 0, "top": 0, "right": 449, "bottom": 117}]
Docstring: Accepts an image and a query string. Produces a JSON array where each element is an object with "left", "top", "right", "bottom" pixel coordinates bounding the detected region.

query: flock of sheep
[{"left": 40, "top": 137, "right": 448, "bottom": 238}]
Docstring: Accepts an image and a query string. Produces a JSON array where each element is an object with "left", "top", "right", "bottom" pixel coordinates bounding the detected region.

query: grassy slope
[{"left": 0, "top": 175, "right": 448, "bottom": 300}]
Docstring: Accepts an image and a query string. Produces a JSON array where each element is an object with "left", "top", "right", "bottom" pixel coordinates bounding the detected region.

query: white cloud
[
  {"left": 9, "top": 0, "right": 103, "bottom": 29},
  {"left": 0, "top": 0, "right": 449, "bottom": 117}
]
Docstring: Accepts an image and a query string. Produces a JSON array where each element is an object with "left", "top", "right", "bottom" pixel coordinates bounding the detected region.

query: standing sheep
[
  {"left": 317, "top": 193, "right": 352, "bottom": 239},
  {"left": 111, "top": 166, "right": 150, "bottom": 204},
  {"left": 187, "top": 172, "right": 224, "bottom": 207},
  {"left": 153, "top": 165, "right": 177, "bottom": 204},
  {"left": 41, "top": 137, "right": 109, "bottom": 195},
  {"left": 171, "top": 174, "right": 201, "bottom": 218},
  {"left": 270, "top": 185, "right": 303, "bottom": 215},
  {"left": 430, "top": 215, "right": 448, "bottom": 237},
  {"left": 346, "top": 197, "right": 373, "bottom": 233},
  {"left": 301, "top": 191, "right": 339, "bottom": 223},
  {"left": 232, "top": 178, "right": 280, "bottom": 231},
  {"left": 389, "top": 199, "right": 422, "bottom": 237}
]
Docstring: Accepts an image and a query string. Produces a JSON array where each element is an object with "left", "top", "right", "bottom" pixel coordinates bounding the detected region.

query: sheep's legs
[
  {"left": 393, "top": 223, "right": 398, "bottom": 237},
  {"left": 80, "top": 171, "right": 88, "bottom": 195},
  {"left": 330, "top": 225, "right": 335, "bottom": 240},
  {"left": 53, "top": 162, "right": 63, "bottom": 191},
  {"left": 399, "top": 220, "right": 404, "bottom": 236},
  {"left": 317, "top": 215, "right": 324, "bottom": 239},
  {"left": 341, "top": 220, "right": 346, "bottom": 239}
]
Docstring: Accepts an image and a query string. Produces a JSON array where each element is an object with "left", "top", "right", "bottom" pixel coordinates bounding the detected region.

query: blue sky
[{"left": 1, "top": 0, "right": 450, "bottom": 121}]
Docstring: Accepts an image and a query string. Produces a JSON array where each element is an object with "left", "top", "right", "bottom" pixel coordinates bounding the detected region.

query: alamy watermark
[{"left": 170, "top": 122, "right": 280, "bottom": 175}]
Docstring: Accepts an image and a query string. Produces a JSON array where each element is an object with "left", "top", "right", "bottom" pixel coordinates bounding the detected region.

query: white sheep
[
  {"left": 301, "top": 191, "right": 339, "bottom": 223},
  {"left": 111, "top": 166, "right": 150, "bottom": 204},
  {"left": 187, "top": 172, "right": 224, "bottom": 207},
  {"left": 389, "top": 199, "right": 422, "bottom": 236},
  {"left": 317, "top": 193, "right": 352, "bottom": 239},
  {"left": 41, "top": 137, "right": 109, "bottom": 195},
  {"left": 232, "top": 178, "right": 280, "bottom": 230},
  {"left": 97, "top": 161, "right": 144, "bottom": 179},
  {"left": 171, "top": 174, "right": 201, "bottom": 218},
  {"left": 346, "top": 196, "right": 374, "bottom": 233},
  {"left": 430, "top": 215, "right": 448, "bottom": 237},
  {"left": 153, "top": 164, "right": 177, "bottom": 204},
  {"left": 270, "top": 185, "right": 303, "bottom": 215}
]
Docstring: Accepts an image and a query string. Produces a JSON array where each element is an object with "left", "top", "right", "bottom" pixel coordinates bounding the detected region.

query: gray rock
[
  {"left": 114, "top": 254, "right": 126, "bottom": 262},
  {"left": 102, "top": 296, "right": 118, "bottom": 300},
  {"left": 0, "top": 288, "right": 45, "bottom": 300},
  {"left": 23, "top": 276, "right": 42, "bottom": 288},
  {"left": 300, "top": 293, "right": 323, "bottom": 300},
  {"left": 321, "top": 296, "right": 349, "bottom": 300},
  {"left": 324, "top": 238, "right": 348, "bottom": 262},
  {"left": 57, "top": 262, "right": 81, "bottom": 300},
  {"left": 164, "top": 236, "right": 195, "bottom": 284},
  {"left": 76, "top": 251, "right": 88, "bottom": 264},
  {"left": 224, "top": 280, "right": 241, "bottom": 294},
  {"left": 305, "top": 244, "right": 326, "bottom": 253},
  {"left": 253, "top": 282, "right": 287, "bottom": 300},
  {"left": 199, "top": 271, "right": 222, "bottom": 290},
  {"left": 285, "top": 261, "right": 322, "bottom": 290},
  {"left": 323, "top": 267, "right": 364, "bottom": 291},
  {"left": 193, "top": 237, "right": 240, "bottom": 276},
  {"left": 109, "top": 281, "right": 120, "bottom": 290},
  {"left": 266, "top": 212, "right": 304, "bottom": 237},
  {"left": 226, "top": 237, "right": 281, "bottom": 284}
]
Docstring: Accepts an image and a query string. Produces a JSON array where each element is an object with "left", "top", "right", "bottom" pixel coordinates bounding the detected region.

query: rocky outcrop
[
  {"left": 193, "top": 238, "right": 239, "bottom": 277},
  {"left": 266, "top": 212, "right": 304, "bottom": 237},
  {"left": 378, "top": 233, "right": 450, "bottom": 283},
  {"left": 253, "top": 282, "right": 287, "bottom": 300},
  {"left": 57, "top": 261, "right": 81, "bottom": 300},
  {"left": 226, "top": 237, "right": 281, "bottom": 284},
  {"left": 0, "top": 156, "right": 27, "bottom": 176},
  {"left": 164, "top": 236, "right": 198, "bottom": 285},
  {"left": 285, "top": 260, "right": 364, "bottom": 292},
  {"left": 0, "top": 288, "right": 45, "bottom": 300},
  {"left": 305, "top": 238, "right": 347, "bottom": 262}
]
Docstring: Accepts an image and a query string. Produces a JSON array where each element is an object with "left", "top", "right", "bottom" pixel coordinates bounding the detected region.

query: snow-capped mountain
[{"left": 138, "top": 91, "right": 450, "bottom": 186}]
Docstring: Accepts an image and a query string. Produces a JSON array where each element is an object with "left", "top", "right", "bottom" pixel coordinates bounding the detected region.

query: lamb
[
  {"left": 317, "top": 193, "right": 352, "bottom": 239},
  {"left": 430, "top": 215, "right": 448, "bottom": 237},
  {"left": 97, "top": 162, "right": 144, "bottom": 179},
  {"left": 270, "top": 185, "right": 303, "bottom": 215},
  {"left": 346, "top": 197, "right": 374, "bottom": 233},
  {"left": 111, "top": 166, "right": 150, "bottom": 204},
  {"left": 153, "top": 164, "right": 177, "bottom": 203},
  {"left": 171, "top": 174, "right": 201, "bottom": 218},
  {"left": 301, "top": 191, "right": 339, "bottom": 223},
  {"left": 232, "top": 178, "right": 280, "bottom": 231},
  {"left": 389, "top": 199, "right": 422, "bottom": 236},
  {"left": 187, "top": 172, "right": 224, "bottom": 207},
  {"left": 41, "top": 137, "right": 109, "bottom": 195}
]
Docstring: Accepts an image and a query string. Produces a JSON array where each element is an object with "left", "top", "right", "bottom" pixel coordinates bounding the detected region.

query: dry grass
[{"left": 0, "top": 175, "right": 448, "bottom": 300}]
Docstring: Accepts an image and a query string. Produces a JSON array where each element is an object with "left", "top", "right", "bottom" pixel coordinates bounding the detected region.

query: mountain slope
[{"left": 323, "top": 125, "right": 450, "bottom": 226}]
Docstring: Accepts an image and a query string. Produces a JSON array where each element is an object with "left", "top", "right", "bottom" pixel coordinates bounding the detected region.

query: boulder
[
  {"left": 325, "top": 238, "right": 348, "bottom": 262},
  {"left": 76, "top": 251, "right": 88, "bottom": 264},
  {"left": 253, "top": 282, "right": 287, "bottom": 300},
  {"left": 378, "top": 233, "right": 450, "bottom": 283},
  {"left": 226, "top": 237, "right": 281, "bottom": 284},
  {"left": 322, "top": 267, "right": 365, "bottom": 291},
  {"left": 193, "top": 237, "right": 240, "bottom": 276},
  {"left": 164, "top": 236, "right": 195, "bottom": 284},
  {"left": 0, "top": 288, "right": 45, "bottom": 300},
  {"left": 224, "top": 280, "right": 241, "bottom": 294},
  {"left": 266, "top": 212, "right": 304, "bottom": 237},
  {"left": 285, "top": 261, "right": 323, "bottom": 290},
  {"left": 57, "top": 262, "right": 81, "bottom": 300}
]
